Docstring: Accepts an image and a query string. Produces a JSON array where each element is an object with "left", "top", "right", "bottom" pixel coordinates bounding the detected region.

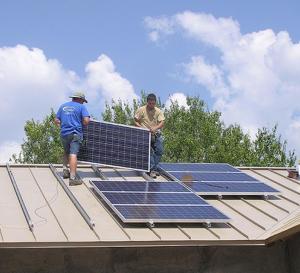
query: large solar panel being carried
[
  {"left": 91, "top": 180, "right": 230, "bottom": 224},
  {"left": 159, "top": 163, "right": 280, "bottom": 196},
  {"left": 78, "top": 120, "right": 150, "bottom": 171}
]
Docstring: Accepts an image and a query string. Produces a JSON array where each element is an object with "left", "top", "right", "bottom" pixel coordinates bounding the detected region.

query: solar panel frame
[
  {"left": 167, "top": 171, "right": 259, "bottom": 182},
  {"left": 159, "top": 163, "right": 280, "bottom": 196},
  {"left": 90, "top": 180, "right": 230, "bottom": 223},
  {"left": 93, "top": 180, "right": 191, "bottom": 192},
  {"left": 181, "top": 181, "right": 280, "bottom": 196},
  {"left": 78, "top": 120, "right": 151, "bottom": 172},
  {"left": 159, "top": 163, "right": 241, "bottom": 173},
  {"left": 102, "top": 192, "right": 208, "bottom": 205},
  {"left": 114, "top": 205, "right": 230, "bottom": 223}
]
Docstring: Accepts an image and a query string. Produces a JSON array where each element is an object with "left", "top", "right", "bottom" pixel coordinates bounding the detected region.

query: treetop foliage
[{"left": 14, "top": 94, "right": 296, "bottom": 167}]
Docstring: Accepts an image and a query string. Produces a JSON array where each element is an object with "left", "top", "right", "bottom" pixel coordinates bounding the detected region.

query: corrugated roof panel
[
  {"left": 1, "top": 165, "right": 300, "bottom": 247},
  {"left": 66, "top": 167, "right": 162, "bottom": 242},
  {"left": 10, "top": 167, "right": 68, "bottom": 242},
  {"left": 29, "top": 167, "right": 97, "bottom": 241},
  {"left": 122, "top": 226, "right": 161, "bottom": 241},
  {"left": 221, "top": 199, "right": 277, "bottom": 230},
  {"left": 0, "top": 168, "right": 35, "bottom": 242},
  {"left": 257, "top": 169, "right": 300, "bottom": 192},
  {"left": 241, "top": 198, "right": 289, "bottom": 221},
  {"left": 149, "top": 226, "right": 191, "bottom": 240},
  {"left": 59, "top": 168, "right": 129, "bottom": 241},
  {"left": 243, "top": 170, "right": 300, "bottom": 206},
  {"left": 208, "top": 199, "right": 264, "bottom": 239},
  {"left": 178, "top": 225, "right": 222, "bottom": 240}
]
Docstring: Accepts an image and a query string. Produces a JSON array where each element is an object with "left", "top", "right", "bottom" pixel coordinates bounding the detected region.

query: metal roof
[{"left": 0, "top": 164, "right": 300, "bottom": 248}]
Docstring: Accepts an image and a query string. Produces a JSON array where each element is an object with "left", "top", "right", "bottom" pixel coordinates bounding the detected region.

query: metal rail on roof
[
  {"left": 91, "top": 165, "right": 106, "bottom": 179},
  {"left": 90, "top": 165, "right": 132, "bottom": 240},
  {"left": 6, "top": 163, "right": 34, "bottom": 231},
  {"left": 49, "top": 164, "right": 95, "bottom": 230}
]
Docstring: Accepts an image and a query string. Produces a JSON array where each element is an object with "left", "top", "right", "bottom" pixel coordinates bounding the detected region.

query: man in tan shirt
[{"left": 134, "top": 93, "right": 165, "bottom": 178}]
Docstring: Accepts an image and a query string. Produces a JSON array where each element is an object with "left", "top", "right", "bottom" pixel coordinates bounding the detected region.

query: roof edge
[{"left": 0, "top": 239, "right": 266, "bottom": 249}]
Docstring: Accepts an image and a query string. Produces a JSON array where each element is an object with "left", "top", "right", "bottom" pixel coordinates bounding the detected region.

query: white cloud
[
  {"left": 0, "top": 46, "right": 138, "bottom": 162},
  {"left": 146, "top": 11, "right": 300, "bottom": 158},
  {"left": 175, "top": 11, "right": 240, "bottom": 49},
  {"left": 144, "top": 16, "right": 175, "bottom": 42},
  {"left": 165, "top": 92, "right": 188, "bottom": 109},
  {"left": 0, "top": 142, "right": 21, "bottom": 163},
  {"left": 183, "top": 56, "right": 230, "bottom": 108},
  {"left": 85, "top": 54, "right": 138, "bottom": 106},
  {"left": 0, "top": 45, "right": 74, "bottom": 150}
]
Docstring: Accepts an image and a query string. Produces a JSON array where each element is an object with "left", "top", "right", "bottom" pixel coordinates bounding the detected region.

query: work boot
[
  {"left": 154, "top": 170, "right": 160, "bottom": 176},
  {"left": 63, "top": 169, "right": 70, "bottom": 179},
  {"left": 149, "top": 171, "right": 157, "bottom": 179},
  {"left": 69, "top": 177, "right": 82, "bottom": 186}
]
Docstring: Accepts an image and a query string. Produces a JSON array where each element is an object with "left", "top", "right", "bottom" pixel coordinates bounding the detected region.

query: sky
[{"left": 0, "top": 0, "right": 300, "bottom": 163}]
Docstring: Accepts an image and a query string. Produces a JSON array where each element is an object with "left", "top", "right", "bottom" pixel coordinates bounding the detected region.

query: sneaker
[
  {"left": 63, "top": 169, "right": 70, "bottom": 179},
  {"left": 69, "top": 177, "right": 83, "bottom": 186},
  {"left": 149, "top": 171, "right": 157, "bottom": 179}
]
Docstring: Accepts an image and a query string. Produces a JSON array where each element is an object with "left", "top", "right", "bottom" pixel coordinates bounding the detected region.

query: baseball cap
[{"left": 69, "top": 91, "right": 88, "bottom": 103}]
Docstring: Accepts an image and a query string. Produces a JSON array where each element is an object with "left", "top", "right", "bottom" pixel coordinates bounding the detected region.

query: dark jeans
[{"left": 150, "top": 134, "right": 164, "bottom": 171}]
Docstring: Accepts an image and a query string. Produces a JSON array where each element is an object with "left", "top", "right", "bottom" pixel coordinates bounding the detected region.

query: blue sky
[{"left": 0, "top": 0, "right": 300, "bottom": 161}]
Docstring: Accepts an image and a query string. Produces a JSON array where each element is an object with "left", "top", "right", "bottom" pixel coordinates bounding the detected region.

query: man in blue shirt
[{"left": 55, "top": 91, "right": 90, "bottom": 185}]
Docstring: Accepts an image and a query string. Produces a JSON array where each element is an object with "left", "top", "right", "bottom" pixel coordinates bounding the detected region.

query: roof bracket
[
  {"left": 263, "top": 194, "right": 270, "bottom": 200},
  {"left": 204, "top": 222, "right": 212, "bottom": 228},
  {"left": 147, "top": 220, "right": 155, "bottom": 228}
]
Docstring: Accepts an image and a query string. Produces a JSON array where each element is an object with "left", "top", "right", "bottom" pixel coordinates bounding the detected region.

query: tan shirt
[{"left": 134, "top": 105, "right": 165, "bottom": 129}]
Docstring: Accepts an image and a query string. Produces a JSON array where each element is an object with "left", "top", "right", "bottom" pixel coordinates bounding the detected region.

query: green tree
[
  {"left": 163, "top": 97, "right": 223, "bottom": 162},
  {"left": 15, "top": 95, "right": 296, "bottom": 167},
  {"left": 251, "top": 125, "right": 296, "bottom": 167},
  {"left": 215, "top": 124, "right": 254, "bottom": 166},
  {"left": 102, "top": 96, "right": 295, "bottom": 167},
  {"left": 12, "top": 109, "right": 63, "bottom": 163},
  {"left": 102, "top": 98, "right": 139, "bottom": 125},
  {"left": 102, "top": 91, "right": 163, "bottom": 124}
]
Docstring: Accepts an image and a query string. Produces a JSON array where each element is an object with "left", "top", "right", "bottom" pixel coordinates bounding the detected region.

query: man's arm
[
  {"left": 150, "top": 120, "right": 164, "bottom": 133},
  {"left": 134, "top": 117, "right": 142, "bottom": 128},
  {"left": 54, "top": 117, "right": 61, "bottom": 126},
  {"left": 83, "top": 116, "right": 90, "bottom": 125}
]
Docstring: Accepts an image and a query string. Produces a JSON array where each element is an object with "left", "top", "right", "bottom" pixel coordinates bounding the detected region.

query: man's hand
[
  {"left": 54, "top": 118, "right": 61, "bottom": 126},
  {"left": 83, "top": 117, "right": 90, "bottom": 125},
  {"left": 149, "top": 127, "right": 156, "bottom": 134}
]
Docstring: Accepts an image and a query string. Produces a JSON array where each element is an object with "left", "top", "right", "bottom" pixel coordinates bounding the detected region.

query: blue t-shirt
[{"left": 56, "top": 101, "right": 90, "bottom": 137}]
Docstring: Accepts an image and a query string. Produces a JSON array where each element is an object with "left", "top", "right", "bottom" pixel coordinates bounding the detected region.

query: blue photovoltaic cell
[
  {"left": 160, "top": 163, "right": 240, "bottom": 172},
  {"left": 91, "top": 181, "right": 230, "bottom": 223},
  {"left": 182, "top": 181, "right": 279, "bottom": 194},
  {"left": 169, "top": 172, "right": 258, "bottom": 182},
  {"left": 115, "top": 205, "right": 230, "bottom": 221},
  {"left": 92, "top": 180, "right": 190, "bottom": 192},
  {"left": 159, "top": 163, "right": 279, "bottom": 196},
  {"left": 102, "top": 192, "right": 207, "bottom": 205},
  {"left": 78, "top": 120, "right": 150, "bottom": 171}
]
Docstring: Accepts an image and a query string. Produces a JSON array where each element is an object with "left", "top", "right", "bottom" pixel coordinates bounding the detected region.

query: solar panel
[
  {"left": 91, "top": 180, "right": 230, "bottom": 223},
  {"left": 168, "top": 172, "right": 258, "bottom": 182},
  {"left": 102, "top": 192, "right": 207, "bottom": 205},
  {"left": 78, "top": 120, "right": 151, "bottom": 171},
  {"left": 94, "top": 181, "right": 190, "bottom": 192},
  {"left": 159, "top": 163, "right": 280, "bottom": 196},
  {"left": 160, "top": 163, "right": 240, "bottom": 172},
  {"left": 182, "top": 181, "right": 280, "bottom": 195},
  {"left": 114, "top": 205, "right": 229, "bottom": 222}
]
